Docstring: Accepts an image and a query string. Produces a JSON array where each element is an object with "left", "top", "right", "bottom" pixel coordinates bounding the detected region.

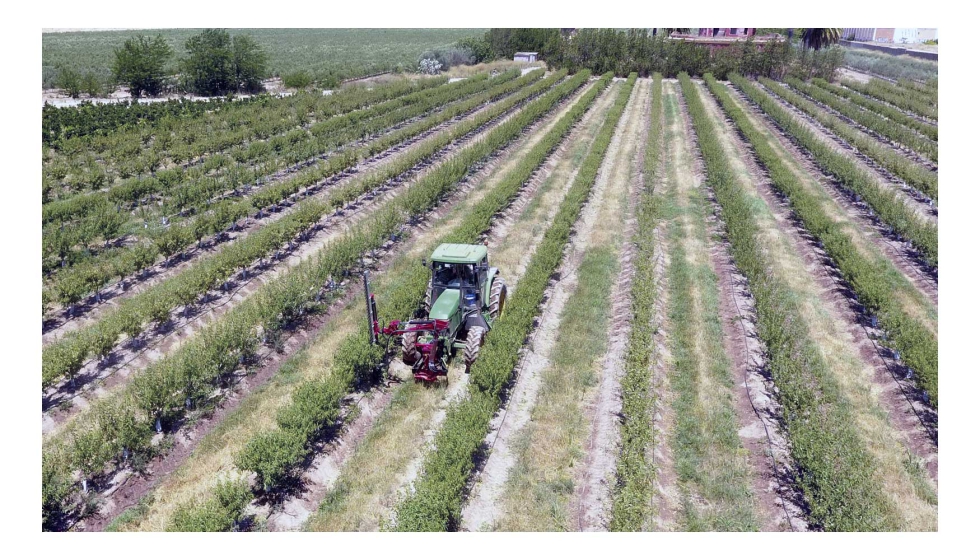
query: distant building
[
  {"left": 843, "top": 27, "right": 938, "bottom": 44},
  {"left": 514, "top": 52, "right": 538, "bottom": 62},
  {"left": 670, "top": 29, "right": 784, "bottom": 51}
]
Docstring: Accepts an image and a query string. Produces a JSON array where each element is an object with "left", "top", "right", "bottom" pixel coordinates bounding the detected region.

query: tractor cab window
[{"left": 433, "top": 262, "right": 456, "bottom": 286}]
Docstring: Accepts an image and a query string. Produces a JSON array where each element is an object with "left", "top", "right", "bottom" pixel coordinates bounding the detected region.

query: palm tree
[{"left": 800, "top": 28, "right": 843, "bottom": 50}]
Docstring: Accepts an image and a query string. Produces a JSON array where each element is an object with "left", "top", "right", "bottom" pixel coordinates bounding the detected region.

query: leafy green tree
[
  {"left": 801, "top": 28, "right": 843, "bottom": 50},
  {"left": 182, "top": 29, "right": 235, "bottom": 96},
  {"left": 57, "top": 67, "right": 81, "bottom": 98},
  {"left": 232, "top": 34, "right": 267, "bottom": 93},
  {"left": 112, "top": 34, "right": 173, "bottom": 97},
  {"left": 80, "top": 72, "right": 104, "bottom": 97}
]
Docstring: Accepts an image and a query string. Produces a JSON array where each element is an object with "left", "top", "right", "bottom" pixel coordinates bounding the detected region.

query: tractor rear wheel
[
  {"left": 489, "top": 277, "right": 507, "bottom": 319},
  {"left": 402, "top": 332, "right": 420, "bottom": 365},
  {"left": 464, "top": 327, "right": 485, "bottom": 372}
]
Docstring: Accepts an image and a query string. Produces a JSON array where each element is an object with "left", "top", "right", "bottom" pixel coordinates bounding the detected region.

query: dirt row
[
  {"left": 43, "top": 78, "right": 544, "bottom": 340},
  {"left": 42, "top": 80, "right": 564, "bottom": 431},
  {"left": 86, "top": 79, "right": 604, "bottom": 532}
]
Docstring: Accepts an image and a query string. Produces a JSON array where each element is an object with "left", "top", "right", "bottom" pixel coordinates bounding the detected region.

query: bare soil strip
[
  {"left": 43, "top": 85, "right": 554, "bottom": 434},
  {"left": 725, "top": 86, "right": 938, "bottom": 308},
  {"left": 101, "top": 81, "right": 605, "bottom": 533},
  {"left": 756, "top": 82, "right": 937, "bottom": 225},
  {"left": 696, "top": 82, "right": 938, "bottom": 531},
  {"left": 304, "top": 82, "right": 620, "bottom": 533},
  {"left": 482, "top": 79, "right": 644, "bottom": 532}
]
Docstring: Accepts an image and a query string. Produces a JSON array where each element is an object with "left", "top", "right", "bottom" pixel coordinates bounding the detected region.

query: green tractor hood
[{"left": 429, "top": 289, "right": 460, "bottom": 320}]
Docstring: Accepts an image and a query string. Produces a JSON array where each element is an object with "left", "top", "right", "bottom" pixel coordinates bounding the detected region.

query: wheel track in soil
[
  {"left": 459, "top": 79, "right": 643, "bottom": 532},
  {"left": 82, "top": 78, "right": 597, "bottom": 533},
  {"left": 42, "top": 81, "right": 564, "bottom": 434},
  {"left": 698, "top": 82, "right": 938, "bottom": 484},
  {"left": 753, "top": 81, "right": 937, "bottom": 224},
  {"left": 724, "top": 85, "right": 938, "bottom": 308},
  {"left": 694, "top": 81, "right": 938, "bottom": 530},
  {"left": 43, "top": 77, "right": 548, "bottom": 342},
  {"left": 299, "top": 80, "right": 619, "bottom": 533},
  {"left": 570, "top": 78, "right": 649, "bottom": 532},
  {"left": 688, "top": 83, "right": 812, "bottom": 531}
]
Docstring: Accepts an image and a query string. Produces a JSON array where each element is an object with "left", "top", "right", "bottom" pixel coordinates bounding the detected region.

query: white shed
[{"left": 514, "top": 52, "right": 538, "bottom": 62}]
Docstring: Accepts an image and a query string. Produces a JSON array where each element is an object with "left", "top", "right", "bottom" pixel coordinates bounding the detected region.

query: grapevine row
[
  {"left": 708, "top": 75, "right": 938, "bottom": 409},
  {"left": 230, "top": 70, "right": 602, "bottom": 495},
  {"left": 680, "top": 73, "right": 896, "bottom": 531},
  {"left": 43, "top": 71, "right": 540, "bottom": 313},
  {"left": 731, "top": 74, "right": 938, "bottom": 267},
  {"left": 842, "top": 79, "right": 937, "bottom": 121},
  {"left": 393, "top": 73, "right": 634, "bottom": 532},
  {"left": 41, "top": 70, "right": 556, "bottom": 394}
]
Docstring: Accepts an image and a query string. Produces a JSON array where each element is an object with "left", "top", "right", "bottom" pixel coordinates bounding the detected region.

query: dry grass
[
  {"left": 495, "top": 80, "right": 646, "bottom": 531},
  {"left": 660, "top": 83, "right": 758, "bottom": 531},
  {"left": 696, "top": 83, "right": 938, "bottom": 531}
]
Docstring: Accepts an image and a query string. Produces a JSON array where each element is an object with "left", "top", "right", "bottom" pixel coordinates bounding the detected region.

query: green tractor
[{"left": 365, "top": 243, "right": 507, "bottom": 382}]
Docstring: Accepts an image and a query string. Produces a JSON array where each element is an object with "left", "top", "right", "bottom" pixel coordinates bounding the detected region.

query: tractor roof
[{"left": 430, "top": 243, "right": 487, "bottom": 264}]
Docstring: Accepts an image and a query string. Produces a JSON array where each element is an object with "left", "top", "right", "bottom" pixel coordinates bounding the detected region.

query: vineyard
[{"left": 40, "top": 65, "right": 939, "bottom": 532}]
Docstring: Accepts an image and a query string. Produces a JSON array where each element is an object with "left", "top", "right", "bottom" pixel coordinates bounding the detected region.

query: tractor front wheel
[
  {"left": 402, "top": 332, "right": 420, "bottom": 365},
  {"left": 464, "top": 327, "right": 486, "bottom": 372}
]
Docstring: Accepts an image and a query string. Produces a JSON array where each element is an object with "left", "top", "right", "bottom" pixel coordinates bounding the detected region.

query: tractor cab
[{"left": 426, "top": 244, "right": 494, "bottom": 334}]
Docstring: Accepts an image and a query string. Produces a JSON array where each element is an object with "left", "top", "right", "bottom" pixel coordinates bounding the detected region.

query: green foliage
[
  {"left": 181, "top": 29, "right": 237, "bottom": 96},
  {"left": 43, "top": 68, "right": 587, "bottom": 528},
  {"left": 706, "top": 75, "right": 938, "bottom": 409},
  {"left": 232, "top": 34, "right": 267, "bottom": 94},
  {"left": 610, "top": 74, "right": 662, "bottom": 531},
  {"left": 843, "top": 48, "right": 938, "bottom": 82},
  {"left": 731, "top": 75, "right": 937, "bottom": 267},
  {"left": 57, "top": 67, "right": 82, "bottom": 98},
  {"left": 682, "top": 73, "right": 896, "bottom": 531},
  {"left": 393, "top": 73, "right": 632, "bottom": 532},
  {"left": 800, "top": 28, "right": 843, "bottom": 50},
  {"left": 843, "top": 78, "right": 937, "bottom": 121},
  {"left": 772, "top": 77, "right": 938, "bottom": 196},
  {"left": 282, "top": 71, "right": 313, "bottom": 89},
  {"left": 811, "top": 78, "right": 937, "bottom": 141},
  {"left": 167, "top": 479, "right": 251, "bottom": 532},
  {"left": 111, "top": 34, "right": 173, "bottom": 97}
]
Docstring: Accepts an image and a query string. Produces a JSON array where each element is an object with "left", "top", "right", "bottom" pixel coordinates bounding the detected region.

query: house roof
[{"left": 514, "top": 52, "right": 539, "bottom": 56}]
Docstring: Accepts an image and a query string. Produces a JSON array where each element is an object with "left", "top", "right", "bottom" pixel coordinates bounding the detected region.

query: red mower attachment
[{"left": 363, "top": 271, "right": 451, "bottom": 383}]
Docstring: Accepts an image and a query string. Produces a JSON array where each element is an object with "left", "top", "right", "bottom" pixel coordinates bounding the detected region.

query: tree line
[
  {"left": 57, "top": 29, "right": 268, "bottom": 98},
  {"left": 452, "top": 28, "right": 844, "bottom": 81}
]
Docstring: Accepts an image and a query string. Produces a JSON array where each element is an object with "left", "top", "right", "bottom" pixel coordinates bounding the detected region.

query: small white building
[{"left": 514, "top": 52, "right": 538, "bottom": 62}]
